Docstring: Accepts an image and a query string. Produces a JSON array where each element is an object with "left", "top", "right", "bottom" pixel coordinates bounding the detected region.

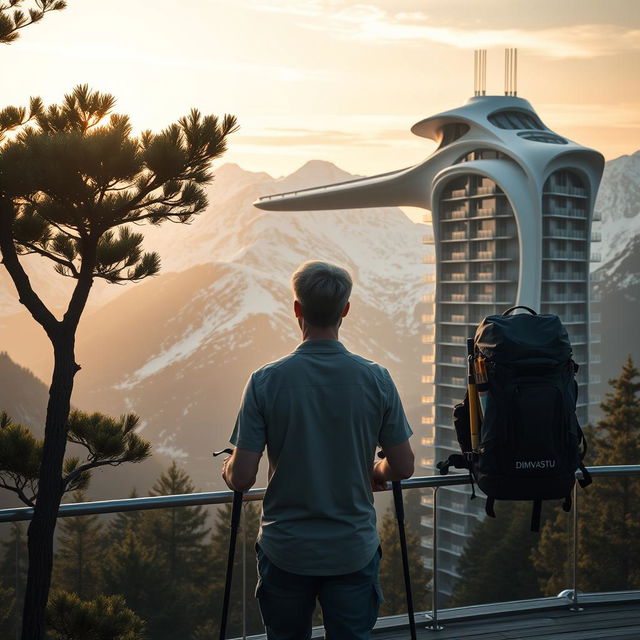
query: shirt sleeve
[
  {"left": 229, "top": 372, "right": 267, "bottom": 453},
  {"left": 378, "top": 368, "right": 413, "bottom": 448}
]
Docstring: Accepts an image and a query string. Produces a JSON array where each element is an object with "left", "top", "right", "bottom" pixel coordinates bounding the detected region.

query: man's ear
[
  {"left": 294, "top": 299, "right": 303, "bottom": 318},
  {"left": 342, "top": 301, "right": 350, "bottom": 318}
]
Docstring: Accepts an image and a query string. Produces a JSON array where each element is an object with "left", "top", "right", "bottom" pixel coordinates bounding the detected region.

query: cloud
[{"left": 236, "top": 1, "right": 640, "bottom": 59}]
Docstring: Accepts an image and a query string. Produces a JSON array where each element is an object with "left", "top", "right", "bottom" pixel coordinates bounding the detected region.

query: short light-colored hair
[{"left": 291, "top": 261, "right": 353, "bottom": 327}]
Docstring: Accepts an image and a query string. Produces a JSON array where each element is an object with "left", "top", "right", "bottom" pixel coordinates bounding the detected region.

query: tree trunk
[{"left": 21, "top": 338, "right": 77, "bottom": 640}]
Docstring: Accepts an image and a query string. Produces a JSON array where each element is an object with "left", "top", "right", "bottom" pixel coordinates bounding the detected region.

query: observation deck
[{"left": 2, "top": 465, "right": 639, "bottom": 639}]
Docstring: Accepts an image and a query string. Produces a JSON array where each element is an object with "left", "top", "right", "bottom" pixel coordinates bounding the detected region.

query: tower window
[
  {"left": 519, "top": 132, "right": 567, "bottom": 144},
  {"left": 437, "top": 123, "right": 470, "bottom": 149},
  {"left": 456, "top": 149, "right": 510, "bottom": 163},
  {"left": 488, "top": 109, "right": 546, "bottom": 130}
]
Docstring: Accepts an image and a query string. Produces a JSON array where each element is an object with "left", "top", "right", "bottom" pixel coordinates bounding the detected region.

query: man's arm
[
  {"left": 372, "top": 440, "right": 415, "bottom": 489},
  {"left": 222, "top": 448, "right": 262, "bottom": 492}
]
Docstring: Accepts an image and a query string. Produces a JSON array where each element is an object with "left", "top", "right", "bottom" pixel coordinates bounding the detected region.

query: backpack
[{"left": 437, "top": 306, "right": 592, "bottom": 531}]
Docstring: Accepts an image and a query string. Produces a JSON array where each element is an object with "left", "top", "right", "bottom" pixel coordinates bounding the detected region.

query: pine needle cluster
[
  {"left": 0, "top": 0, "right": 66, "bottom": 45},
  {"left": 0, "top": 409, "right": 151, "bottom": 507}
]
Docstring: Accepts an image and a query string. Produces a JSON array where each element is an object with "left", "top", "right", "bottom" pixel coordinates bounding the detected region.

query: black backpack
[{"left": 437, "top": 306, "right": 592, "bottom": 531}]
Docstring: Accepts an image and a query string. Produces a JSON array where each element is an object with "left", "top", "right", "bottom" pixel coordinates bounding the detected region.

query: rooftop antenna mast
[
  {"left": 505, "top": 48, "right": 518, "bottom": 96},
  {"left": 474, "top": 49, "right": 487, "bottom": 96}
]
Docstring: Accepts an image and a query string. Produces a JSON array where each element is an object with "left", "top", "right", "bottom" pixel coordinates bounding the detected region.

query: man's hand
[
  {"left": 371, "top": 460, "right": 388, "bottom": 492},
  {"left": 371, "top": 440, "right": 415, "bottom": 491},
  {"left": 222, "top": 448, "right": 262, "bottom": 492}
]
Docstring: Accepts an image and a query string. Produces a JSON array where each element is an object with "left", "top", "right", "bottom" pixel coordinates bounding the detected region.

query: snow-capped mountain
[
  {"left": 49, "top": 161, "right": 429, "bottom": 490},
  {"left": 593, "top": 233, "right": 640, "bottom": 391},
  {"left": 592, "top": 150, "right": 640, "bottom": 268}
]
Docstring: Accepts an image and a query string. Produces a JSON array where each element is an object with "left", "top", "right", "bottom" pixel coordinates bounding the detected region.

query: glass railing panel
[
  {"left": 373, "top": 487, "right": 432, "bottom": 620},
  {"left": 0, "top": 521, "right": 27, "bottom": 640},
  {"left": 443, "top": 497, "right": 572, "bottom": 608}
]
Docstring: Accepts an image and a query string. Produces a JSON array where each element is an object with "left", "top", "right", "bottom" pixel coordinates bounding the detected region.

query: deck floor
[{"left": 376, "top": 600, "right": 640, "bottom": 640}]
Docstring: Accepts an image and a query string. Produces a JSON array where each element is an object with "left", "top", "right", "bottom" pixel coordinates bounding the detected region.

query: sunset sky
[{"left": 2, "top": 0, "right": 639, "bottom": 179}]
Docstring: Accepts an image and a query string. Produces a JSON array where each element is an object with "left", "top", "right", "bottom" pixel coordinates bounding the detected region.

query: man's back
[
  {"left": 224, "top": 260, "right": 414, "bottom": 640},
  {"left": 231, "top": 339, "right": 412, "bottom": 575}
]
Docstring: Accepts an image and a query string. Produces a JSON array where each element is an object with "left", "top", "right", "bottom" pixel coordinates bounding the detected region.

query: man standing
[{"left": 223, "top": 260, "right": 415, "bottom": 639}]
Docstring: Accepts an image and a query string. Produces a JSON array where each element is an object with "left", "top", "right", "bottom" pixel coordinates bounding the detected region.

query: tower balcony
[
  {"left": 544, "top": 229, "right": 588, "bottom": 240},
  {"left": 443, "top": 294, "right": 467, "bottom": 302},
  {"left": 543, "top": 272, "right": 587, "bottom": 282},
  {"left": 543, "top": 185, "right": 588, "bottom": 197},
  {"left": 543, "top": 208, "right": 587, "bottom": 219},
  {"left": 542, "top": 294, "right": 588, "bottom": 303},
  {"left": 545, "top": 250, "right": 588, "bottom": 261}
]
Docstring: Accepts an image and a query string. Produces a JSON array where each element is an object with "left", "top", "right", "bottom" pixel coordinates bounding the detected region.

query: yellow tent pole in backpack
[{"left": 467, "top": 338, "right": 481, "bottom": 451}]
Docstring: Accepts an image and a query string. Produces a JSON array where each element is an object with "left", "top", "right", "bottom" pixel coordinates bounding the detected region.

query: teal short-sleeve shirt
[{"left": 230, "top": 339, "right": 413, "bottom": 576}]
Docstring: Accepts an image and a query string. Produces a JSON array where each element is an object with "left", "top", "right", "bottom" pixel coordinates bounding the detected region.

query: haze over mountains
[
  {"left": 0, "top": 160, "right": 429, "bottom": 493},
  {"left": 0, "top": 152, "right": 638, "bottom": 496}
]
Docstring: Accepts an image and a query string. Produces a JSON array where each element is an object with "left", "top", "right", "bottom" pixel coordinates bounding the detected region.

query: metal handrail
[
  {"left": 1, "top": 465, "right": 639, "bottom": 524},
  {"left": 2, "top": 464, "right": 640, "bottom": 637}
]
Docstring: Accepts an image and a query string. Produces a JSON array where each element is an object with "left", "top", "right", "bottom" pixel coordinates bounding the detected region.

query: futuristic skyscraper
[{"left": 254, "top": 55, "right": 604, "bottom": 599}]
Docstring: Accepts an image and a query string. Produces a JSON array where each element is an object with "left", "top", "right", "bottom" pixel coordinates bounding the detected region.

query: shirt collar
[{"left": 294, "top": 339, "right": 349, "bottom": 354}]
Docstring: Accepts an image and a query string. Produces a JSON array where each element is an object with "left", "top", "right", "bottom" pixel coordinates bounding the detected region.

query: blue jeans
[{"left": 255, "top": 545, "right": 383, "bottom": 640}]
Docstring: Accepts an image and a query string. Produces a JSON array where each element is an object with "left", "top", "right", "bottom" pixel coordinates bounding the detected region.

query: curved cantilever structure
[{"left": 255, "top": 94, "right": 604, "bottom": 598}]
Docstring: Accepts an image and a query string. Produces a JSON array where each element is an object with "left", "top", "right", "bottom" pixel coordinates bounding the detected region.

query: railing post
[
  {"left": 242, "top": 502, "right": 247, "bottom": 639},
  {"left": 425, "top": 486, "right": 443, "bottom": 631},
  {"left": 14, "top": 523, "right": 20, "bottom": 640},
  {"left": 569, "top": 482, "right": 583, "bottom": 612}
]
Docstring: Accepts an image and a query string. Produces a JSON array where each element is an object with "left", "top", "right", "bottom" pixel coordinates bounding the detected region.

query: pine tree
[
  {"left": 450, "top": 501, "right": 554, "bottom": 606},
  {"left": 52, "top": 491, "right": 103, "bottom": 599},
  {"left": 0, "top": 86, "right": 237, "bottom": 638},
  {"left": 105, "top": 490, "right": 142, "bottom": 546},
  {"left": 100, "top": 529, "right": 163, "bottom": 631},
  {"left": 534, "top": 357, "right": 640, "bottom": 594},
  {"left": 0, "top": 522, "right": 28, "bottom": 638},
  {"left": 0, "top": 584, "right": 16, "bottom": 639},
  {"left": 378, "top": 506, "right": 431, "bottom": 617},
  {"left": 0, "top": 0, "right": 66, "bottom": 44},
  {"left": 47, "top": 591, "right": 144, "bottom": 640},
  {"left": 102, "top": 463, "right": 213, "bottom": 639},
  {"left": 145, "top": 462, "right": 209, "bottom": 583}
]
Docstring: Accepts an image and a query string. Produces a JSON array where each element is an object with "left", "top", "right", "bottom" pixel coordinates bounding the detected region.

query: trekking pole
[
  {"left": 467, "top": 338, "right": 481, "bottom": 451},
  {"left": 213, "top": 448, "right": 244, "bottom": 640},
  {"left": 378, "top": 451, "right": 417, "bottom": 640}
]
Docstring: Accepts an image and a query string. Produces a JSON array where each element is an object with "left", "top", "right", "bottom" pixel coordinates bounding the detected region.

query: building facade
[{"left": 254, "top": 94, "right": 604, "bottom": 601}]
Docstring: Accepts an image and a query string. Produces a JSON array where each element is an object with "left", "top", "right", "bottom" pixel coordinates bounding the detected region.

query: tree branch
[
  {"left": 0, "top": 197, "right": 60, "bottom": 336},
  {"left": 19, "top": 241, "right": 79, "bottom": 276},
  {"left": 0, "top": 477, "right": 35, "bottom": 507},
  {"left": 62, "top": 459, "right": 121, "bottom": 490}
]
